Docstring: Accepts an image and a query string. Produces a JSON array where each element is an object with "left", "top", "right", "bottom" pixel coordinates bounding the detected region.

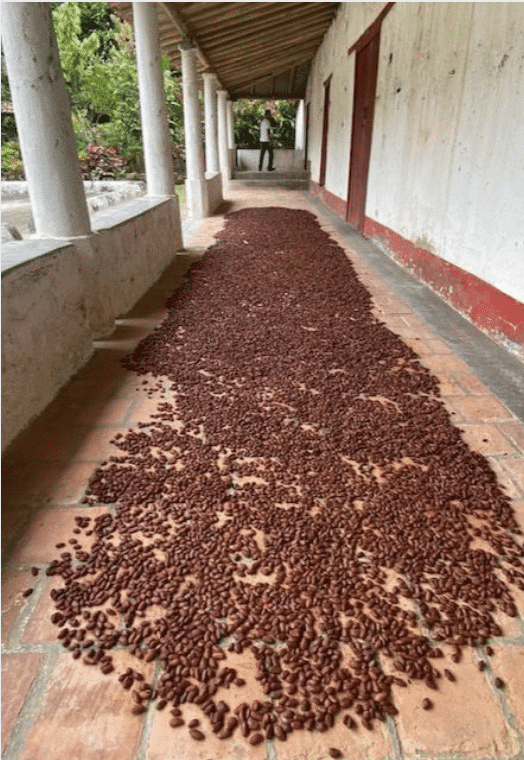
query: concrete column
[
  {"left": 203, "top": 72, "right": 219, "bottom": 174},
  {"left": 1, "top": 3, "right": 91, "bottom": 238},
  {"left": 133, "top": 2, "right": 175, "bottom": 196},
  {"left": 295, "top": 99, "right": 306, "bottom": 151},
  {"left": 226, "top": 100, "right": 236, "bottom": 149},
  {"left": 217, "top": 90, "right": 231, "bottom": 181},
  {"left": 179, "top": 42, "right": 209, "bottom": 217}
]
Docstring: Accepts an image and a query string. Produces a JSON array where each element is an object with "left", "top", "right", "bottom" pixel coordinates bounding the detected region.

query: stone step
[
  {"left": 231, "top": 178, "right": 310, "bottom": 189},
  {"left": 233, "top": 170, "right": 309, "bottom": 181}
]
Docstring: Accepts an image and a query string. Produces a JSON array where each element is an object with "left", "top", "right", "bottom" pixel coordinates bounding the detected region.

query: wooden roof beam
[
  {"left": 182, "top": 2, "right": 270, "bottom": 26},
  {"left": 197, "top": 3, "right": 329, "bottom": 44},
  {"left": 160, "top": 2, "right": 223, "bottom": 87},
  {"left": 207, "top": 25, "right": 329, "bottom": 66},
  {"left": 224, "top": 53, "right": 315, "bottom": 90},
  {"left": 202, "top": 11, "right": 335, "bottom": 54}
]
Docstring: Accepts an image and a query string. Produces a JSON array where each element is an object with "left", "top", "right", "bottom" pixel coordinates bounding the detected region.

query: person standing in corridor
[{"left": 259, "top": 109, "right": 276, "bottom": 172}]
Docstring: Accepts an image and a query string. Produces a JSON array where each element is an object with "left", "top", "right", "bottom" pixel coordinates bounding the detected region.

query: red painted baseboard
[
  {"left": 308, "top": 180, "right": 524, "bottom": 347},
  {"left": 309, "top": 180, "right": 346, "bottom": 218},
  {"left": 364, "top": 217, "right": 524, "bottom": 347}
]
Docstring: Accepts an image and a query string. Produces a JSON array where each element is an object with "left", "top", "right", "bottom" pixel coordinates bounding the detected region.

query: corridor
[{"left": 2, "top": 183, "right": 524, "bottom": 760}]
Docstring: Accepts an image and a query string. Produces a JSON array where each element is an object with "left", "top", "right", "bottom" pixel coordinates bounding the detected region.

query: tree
[
  {"left": 233, "top": 99, "right": 297, "bottom": 149},
  {"left": 1, "top": 51, "right": 18, "bottom": 143},
  {"left": 50, "top": 2, "right": 184, "bottom": 176}
]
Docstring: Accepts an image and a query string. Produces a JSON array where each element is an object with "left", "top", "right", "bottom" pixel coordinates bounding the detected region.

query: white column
[
  {"left": 179, "top": 42, "right": 209, "bottom": 217},
  {"left": 295, "top": 99, "right": 306, "bottom": 151},
  {"left": 226, "top": 100, "right": 235, "bottom": 149},
  {"left": 1, "top": 3, "right": 91, "bottom": 238},
  {"left": 217, "top": 90, "right": 231, "bottom": 182},
  {"left": 203, "top": 72, "right": 219, "bottom": 174},
  {"left": 133, "top": 2, "right": 175, "bottom": 196}
]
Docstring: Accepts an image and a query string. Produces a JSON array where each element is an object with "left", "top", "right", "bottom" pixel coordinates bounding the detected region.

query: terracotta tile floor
[{"left": 2, "top": 183, "right": 524, "bottom": 760}]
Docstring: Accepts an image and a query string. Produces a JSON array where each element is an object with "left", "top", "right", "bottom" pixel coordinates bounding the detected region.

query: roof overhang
[{"left": 111, "top": 2, "right": 340, "bottom": 99}]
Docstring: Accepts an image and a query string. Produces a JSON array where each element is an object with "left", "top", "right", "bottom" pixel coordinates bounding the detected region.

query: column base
[{"left": 185, "top": 178, "right": 211, "bottom": 218}]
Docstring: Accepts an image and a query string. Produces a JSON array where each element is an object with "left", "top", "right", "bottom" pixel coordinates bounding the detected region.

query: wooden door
[
  {"left": 346, "top": 32, "right": 380, "bottom": 230},
  {"left": 319, "top": 77, "right": 331, "bottom": 187}
]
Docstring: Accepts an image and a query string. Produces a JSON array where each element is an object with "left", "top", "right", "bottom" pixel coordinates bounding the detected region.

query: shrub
[
  {"left": 1, "top": 141, "right": 24, "bottom": 179},
  {"left": 79, "top": 143, "right": 125, "bottom": 179}
]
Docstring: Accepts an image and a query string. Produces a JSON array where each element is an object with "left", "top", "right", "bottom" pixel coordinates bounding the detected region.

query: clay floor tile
[
  {"left": 453, "top": 371, "right": 493, "bottom": 396},
  {"left": 147, "top": 648, "right": 269, "bottom": 760},
  {"left": 500, "top": 457, "right": 524, "bottom": 492},
  {"left": 273, "top": 718, "right": 393, "bottom": 760},
  {"left": 1, "top": 501, "right": 32, "bottom": 554},
  {"left": 1, "top": 652, "right": 43, "bottom": 755},
  {"left": 457, "top": 423, "right": 518, "bottom": 456},
  {"left": 509, "top": 500, "right": 524, "bottom": 533},
  {"left": 74, "top": 395, "right": 136, "bottom": 426},
  {"left": 490, "top": 644, "right": 524, "bottom": 735},
  {"left": 4, "top": 426, "right": 82, "bottom": 464},
  {"left": 446, "top": 395, "right": 514, "bottom": 423},
  {"left": 16, "top": 651, "right": 152, "bottom": 760},
  {"left": 67, "top": 426, "right": 126, "bottom": 464},
  {"left": 418, "top": 353, "right": 475, "bottom": 376},
  {"left": 1, "top": 566, "right": 37, "bottom": 645},
  {"left": 496, "top": 421, "right": 524, "bottom": 453},
  {"left": 128, "top": 394, "right": 176, "bottom": 426},
  {"left": 392, "top": 647, "right": 520, "bottom": 759},
  {"left": 503, "top": 581, "right": 524, "bottom": 624},
  {"left": 21, "top": 575, "right": 67, "bottom": 645},
  {"left": 9, "top": 506, "right": 109, "bottom": 564},
  {"left": 491, "top": 602, "right": 523, "bottom": 639},
  {"left": 1, "top": 461, "right": 97, "bottom": 509},
  {"left": 487, "top": 458, "right": 524, "bottom": 500},
  {"left": 434, "top": 372, "right": 470, "bottom": 396}
]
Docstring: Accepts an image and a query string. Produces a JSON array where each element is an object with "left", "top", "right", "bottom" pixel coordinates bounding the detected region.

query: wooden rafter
[
  {"left": 197, "top": 4, "right": 333, "bottom": 46},
  {"left": 111, "top": 2, "right": 340, "bottom": 98}
]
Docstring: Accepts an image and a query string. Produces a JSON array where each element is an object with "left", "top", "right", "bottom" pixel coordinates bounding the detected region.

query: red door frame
[
  {"left": 346, "top": 3, "right": 395, "bottom": 229},
  {"left": 319, "top": 75, "right": 332, "bottom": 187},
  {"left": 304, "top": 102, "right": 310, "bottom": 171}
]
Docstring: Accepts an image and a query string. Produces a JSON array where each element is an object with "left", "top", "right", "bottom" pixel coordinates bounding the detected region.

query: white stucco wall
[
  {"left": 307, "top": 2, "right": 524, "bottom": 304},
  {"left": 306, "top": 2, "right": 385, "bottom": 200}
]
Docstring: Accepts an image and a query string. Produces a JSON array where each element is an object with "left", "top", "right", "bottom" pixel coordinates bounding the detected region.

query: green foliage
[
  {"left": 52, "top": 2, "right": 101, "bottom": 113},
  {"left": 49, "top": 2, "right": 184, "bottom": 178},
  {"left": 1, "top": 52, "right": 18, "bottom": 143},
  {"left": 234, "top": 99, "right": 297, "bottom": 148},
  {"left": 1, "top": 141, "right": 24, "bottom": 179}
]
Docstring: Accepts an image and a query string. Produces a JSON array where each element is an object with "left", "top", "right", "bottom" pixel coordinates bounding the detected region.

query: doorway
[
  {"left": 346, "top": 32, "right": 380, "bottom": 230},
  {"left": 319, "top": 76, "right": 331, "bottom": 187}
]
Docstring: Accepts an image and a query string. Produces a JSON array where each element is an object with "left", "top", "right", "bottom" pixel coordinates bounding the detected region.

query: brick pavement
[{"left": 2, "top": 182, "right": 524, "bottom": 760}]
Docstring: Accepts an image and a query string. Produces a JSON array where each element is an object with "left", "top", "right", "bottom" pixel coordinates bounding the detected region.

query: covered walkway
[{"left": 2, "top": 183, "right": 524, "bottom": 760}]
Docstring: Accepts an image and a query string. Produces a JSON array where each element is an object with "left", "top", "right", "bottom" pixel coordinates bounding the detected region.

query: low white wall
[
  {"left": 2, "top": 241, "right": 93, "bottom": 449},
  {"left": 205, "top": 171, "right": 223, "bottom": 213},
  {"left": 2, "top": 196, "right": 183, "bottom": 451},
  {"left": 306, "top": 2, "right": 524, "bottom": 304},
  {"left": 90, "top": 197, "right": 183, "bottom": 332},
  {"left": 236, "top": 149, "right": 305, "bottom": 172}
]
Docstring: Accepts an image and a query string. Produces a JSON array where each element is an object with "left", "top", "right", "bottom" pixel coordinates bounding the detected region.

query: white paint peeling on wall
[{"left": 307, "top": 2, "right": 524, "bottom": 304}]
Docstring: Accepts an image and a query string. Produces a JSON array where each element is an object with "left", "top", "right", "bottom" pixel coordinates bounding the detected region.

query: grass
[{"left": 176, "top": 182, "right": 187, "bottom": 217}]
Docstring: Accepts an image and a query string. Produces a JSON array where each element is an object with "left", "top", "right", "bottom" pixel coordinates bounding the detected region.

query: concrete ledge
[
  {"left": 205, "top": 172, "right": 223, "bottom": 214},
  {"left": 2, "top": 195, "right": 183, "bottom": 451},
  {"left": 2, "top": 243, "right": 93, "bottom": 449}
]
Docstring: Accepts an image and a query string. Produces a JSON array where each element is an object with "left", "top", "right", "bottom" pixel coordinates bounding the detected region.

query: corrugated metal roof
[{"left": 112, "top": 2, "right": 340, "bottom": 98}]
